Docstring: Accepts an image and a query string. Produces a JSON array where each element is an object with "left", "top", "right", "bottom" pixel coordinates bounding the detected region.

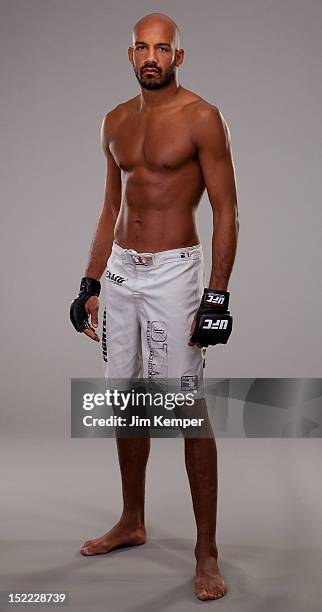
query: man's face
[{"left": 129, "top": 24, "right": 179, "bottom": 91}]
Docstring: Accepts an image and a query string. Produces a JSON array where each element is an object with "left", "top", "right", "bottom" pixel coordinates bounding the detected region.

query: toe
[
  {"left": 195, "top": 584, "right": 209, "bottom": 601},
  {"left": 216, "top": 585, "right": 226, "bottom": 598},
  {"left": 81, "top": 541, "right": 100, "bottom": 555},
  {"left": 82, "top": 536, "right": 102, "bottom": 549},
  {"left": 85, "top": 543, "right": 99, "bottom": 555}
]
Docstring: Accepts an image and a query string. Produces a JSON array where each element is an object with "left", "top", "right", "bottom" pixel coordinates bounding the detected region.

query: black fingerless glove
[
  {"left": 190, "top": 288, "right": 233, "bottom": 347},
  {"left": 70, "top": 277, "right": 101, "bottom": 333}
]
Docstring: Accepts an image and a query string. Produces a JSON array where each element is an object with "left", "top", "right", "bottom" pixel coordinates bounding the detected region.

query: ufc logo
[
  {"left": 203, "top": 318, "right": 229, "bottom": 330},
  {"left": 106, "top": 270, "right": 126, "bottom": 284},
  {"left": 205, "top": 294, "right": 225, "bottom": 305}
]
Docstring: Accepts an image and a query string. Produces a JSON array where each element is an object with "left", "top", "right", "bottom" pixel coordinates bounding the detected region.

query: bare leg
[
  {"left": 184, "top": 431, "right": 227, "bottom": 600},
  {"left": 81, "top": 436, "right": 150, "bottom": 555}
]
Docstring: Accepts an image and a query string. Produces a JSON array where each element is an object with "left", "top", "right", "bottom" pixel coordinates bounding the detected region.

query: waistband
[{"left": 111, "top": 240, "right": 202, "bottom": 268}]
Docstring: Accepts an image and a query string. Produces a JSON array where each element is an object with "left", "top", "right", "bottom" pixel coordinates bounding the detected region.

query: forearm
[
  {"left": 208, "top": 207, "right": 239, "bottom": 291},
  {"left": 84, "top": 210, "right": 116, "bottom": 280}
]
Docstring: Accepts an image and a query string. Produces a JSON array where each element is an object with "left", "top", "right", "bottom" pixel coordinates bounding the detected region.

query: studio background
[{"left": 1, "top": 1, "right": 321, "bottom": 611}]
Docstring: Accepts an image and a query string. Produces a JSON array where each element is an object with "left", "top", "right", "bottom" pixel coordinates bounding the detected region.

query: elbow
[
  {"left": 233, "top": 201, "right": 240, "bottom": 232},
  {"left": 214, "top": 201, "right": 239, "bottom": 226},
  {"left": 236, "top": 209, "right": 240, "bottom": 233}
]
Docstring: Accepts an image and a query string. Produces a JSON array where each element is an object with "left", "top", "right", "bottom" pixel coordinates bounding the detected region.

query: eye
[{"left": 159, "top": 47, "right": 167, "bottom": 52}]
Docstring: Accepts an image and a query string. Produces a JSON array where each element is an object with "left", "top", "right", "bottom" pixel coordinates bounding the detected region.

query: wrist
[
  {"left": 201, "top": 287, "right": 230, "bottom": 309},
  {"left": 208, "top": 281, "right": 228, "bottom": 291},
  {"left": 84, "top": 272, "right": 102, "bottom": 281},
  {"left": 80, "top": 277, "right": 101, "bottom": 297}
]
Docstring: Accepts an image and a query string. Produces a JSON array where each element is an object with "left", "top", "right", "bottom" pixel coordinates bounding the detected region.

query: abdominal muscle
[
  {"left": 114, "top": 204, "right": 200, "bottom": 253},
  {"left": 113, "top": 167, "right": 204, "bottom": 253}
]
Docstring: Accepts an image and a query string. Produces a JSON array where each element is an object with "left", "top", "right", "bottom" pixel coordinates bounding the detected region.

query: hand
[
  {"left": 189, "top": 288, "right": 232, "bottom": 347},
  {"left": 70, "top": 277, "right": 101, "bottom": 339},
  {"left": 83, "top": 296, "right": 100, "bottom": 342},
  {"left": 188, "top": 316, "right": 203, "bottom": 348}
]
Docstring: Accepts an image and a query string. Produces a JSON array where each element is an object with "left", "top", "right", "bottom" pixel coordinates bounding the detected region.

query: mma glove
[
  {"left": 190, "top": 288, "right": 233, "bottom": 347},
  {"left": 70, "top": 277, "right": 101, "bottom": 332}
]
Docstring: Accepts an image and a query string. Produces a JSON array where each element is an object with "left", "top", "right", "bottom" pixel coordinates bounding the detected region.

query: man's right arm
[
  {"left": 70, "top": 112, "right": 121, "bottom": 342},
  {"left": 84, "top": 112, "right": 121, "bottom": 280}
]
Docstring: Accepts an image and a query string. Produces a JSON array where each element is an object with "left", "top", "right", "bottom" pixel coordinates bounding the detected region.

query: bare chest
[{"left": 110, "top": 109, "right": 196, "bottom": 172}]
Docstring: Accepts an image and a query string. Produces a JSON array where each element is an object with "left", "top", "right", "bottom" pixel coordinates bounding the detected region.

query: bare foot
[
  {"left": 195, "top": 553, "right": 227, "bottom": 601},
  {"left": 80, "top": 521, "right": 147, "bottom": 556}
]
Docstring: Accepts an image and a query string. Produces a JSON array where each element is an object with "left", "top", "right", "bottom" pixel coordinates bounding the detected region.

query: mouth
[{"left": 143, "top": 68, "right": 159, "bottom": 75}]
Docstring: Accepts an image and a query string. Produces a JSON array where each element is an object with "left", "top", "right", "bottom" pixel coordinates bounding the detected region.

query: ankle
[
  {"left": 194, "top": 535, "right": 218, "bottom": 560},
  {"left": 119, "top": 513, "right": 146, "bottom": 530}
]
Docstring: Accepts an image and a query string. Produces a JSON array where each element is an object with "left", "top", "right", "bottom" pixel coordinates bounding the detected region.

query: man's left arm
[{"left": 193, "top": 105, "right": 239, "bottom": 291}]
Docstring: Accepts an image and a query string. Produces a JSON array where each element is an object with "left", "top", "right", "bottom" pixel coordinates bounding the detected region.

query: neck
[{"left": 139, "top": 81, "right": 181, "bottom": 110}]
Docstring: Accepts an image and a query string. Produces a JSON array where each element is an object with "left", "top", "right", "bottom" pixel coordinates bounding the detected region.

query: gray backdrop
[{"left": 1, "top": 1, "right": 321, "bottom": 611}]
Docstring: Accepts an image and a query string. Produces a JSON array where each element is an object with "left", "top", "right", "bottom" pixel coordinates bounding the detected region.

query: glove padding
[
  {"left": 190, "top": 288, "right": 233, "bottom": 347},
  {"left": 70, "top": 277, "right": 101, "bottom": 332}
]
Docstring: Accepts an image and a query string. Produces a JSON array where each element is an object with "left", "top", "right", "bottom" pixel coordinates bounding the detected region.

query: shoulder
[
  {"left": 102, "top": 96, "right": 140, "bottom": 128},
  {"left": 187, "top": 98, "right": 230, "bottom": 151},
  {"left": 101, "top": 100, "right": 132, "bottom": 134},
  {"left": 100, "top": 97, "right": 138, "bottom": 154}
]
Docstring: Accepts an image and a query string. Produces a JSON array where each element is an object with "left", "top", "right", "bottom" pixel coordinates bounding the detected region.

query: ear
[
  {"left": 175, "top": 48, "right": 184, "bottom": 68},
  {"left": 128, "top": 47, "right": 133, "bottom": 64}
]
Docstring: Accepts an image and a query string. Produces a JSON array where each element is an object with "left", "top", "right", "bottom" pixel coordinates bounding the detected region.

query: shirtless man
[{"left": 70, "top": 12, "right": 239, "bottom": 601}]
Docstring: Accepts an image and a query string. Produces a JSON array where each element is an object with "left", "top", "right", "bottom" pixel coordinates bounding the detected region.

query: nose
[{"left": 145, "top": 46, "right": 157, "bottom": 63}]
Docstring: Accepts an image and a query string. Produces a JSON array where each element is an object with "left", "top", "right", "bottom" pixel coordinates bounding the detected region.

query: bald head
[
  {"left": 129, "top": 13, "right": 184, "bottom": 92},
  {"left": 132, "top": 12, "right": 181, "bottom": 49}
]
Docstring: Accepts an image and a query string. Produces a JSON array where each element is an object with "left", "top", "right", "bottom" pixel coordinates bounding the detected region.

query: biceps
[
  {"left": 102, "top": 148, "right": 121, "bottom": 214},
  {"left": 199, "top": 150, "right": 237, "bottom": 212}
]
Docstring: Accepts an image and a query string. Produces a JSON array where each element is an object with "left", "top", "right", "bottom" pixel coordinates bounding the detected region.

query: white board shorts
[{"left": 101, "top": 241, "right": 207, "bottom": 396}]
